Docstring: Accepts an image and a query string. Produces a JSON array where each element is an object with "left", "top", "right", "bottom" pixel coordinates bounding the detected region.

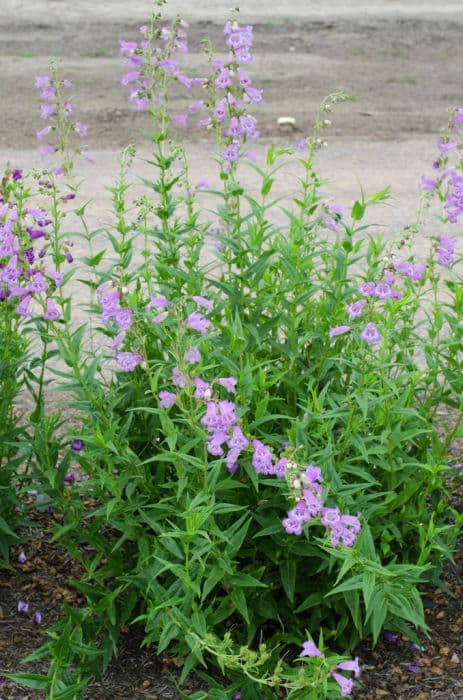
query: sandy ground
[{"left": 0, "top": 1, "right": 462, "bottom": 264}]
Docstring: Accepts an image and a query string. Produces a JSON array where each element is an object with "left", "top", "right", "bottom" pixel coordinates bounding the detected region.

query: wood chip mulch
[{"left": 0, "top": 511, "right": 462, "bottom": 699}]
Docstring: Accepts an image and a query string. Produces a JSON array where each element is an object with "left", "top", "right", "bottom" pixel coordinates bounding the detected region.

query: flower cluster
[
  {"left": 283, "top": 462, "right": 361, "bottom": 547},
  {"left": 17, "top": 597, "right": 42, "bottom": 626},
  {"left": 96, "top": 282, "right": 141, "bottom": 371},
  {"left": 330, "top": 262, "right": 431, "bottom": 347},
  {"left": 0, "top": 199, "right": 63, "bottom": 321},
  {"left": 299, "top": 638, "right": 360, "bottom": 697},
  {"left": 120, "top": 21, "right": 196, "bottom": 113},
  {"left": 436, "top": 233, "right": 456, "bottom": 266},
  {"left": 204, "top": 21, "right": 262, "bottom": 166},
  {"left": 34, "top": 69, "right": 92, "bottom": 169}
]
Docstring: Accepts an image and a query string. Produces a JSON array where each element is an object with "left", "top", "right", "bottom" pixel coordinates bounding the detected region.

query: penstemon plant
[{"left": 2, "top": 3, "right": 463, "bottom": 698}]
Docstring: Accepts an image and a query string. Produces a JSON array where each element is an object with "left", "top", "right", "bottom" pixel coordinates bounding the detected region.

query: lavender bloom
[
  {"left": 420, "top": 176, "right": 436, "bottom": 192},
  {"left": 336, "top": 657, "right": 361, "bottom": 678},
  {"left": 331, "top": 672, "right": 354, "bottom": 697},
  {"left": 207, "top": 401, "right": 237, "bottom": 432},
  {"left": 207, "top": 431, "right": 228, "bottom": 456},
  {"left": 445, "top": 171, "right": 463, "bottom": 223},
  {"left": 329, "top": 325, "right": 350, "bottom": 339},
  {"left": 185, "top": 347, "right": 201, "bottom": 364},
  {"left": 16, "top": 295, "right": 32, "bottom": 317},
  {"left": 251, "top": 439, "right": 273, "bottom": 474},
  {"left": 159, "top": 390, "right": 176, "bottom": 408},
  {"left": 111, "top": 331, "right": 125, "bottom": 350},
  {"left": 404, "top": 665, "right": 421, "bottom": 673},
  {"left": 116, "top": 352, "right": 142, "bottom": 372},
  {"left": 358, "top": 281, "right": 377, "bottom": 297},
  {"left": 217, "top": 377, "right": 237, "bottom": 393},
  {"left": 64, "top": 473, "right": 75, "bottom": 484},
  {"left": 186, "top": 312, "right": 211, "bottom": 336},
  {"left": 282, "top": 516, "right": 303, "bottom": 535},
  {"left": 359, "top": 322, "right": 381, "bottom": 345},
  {"left": 299, "top": 639, "right": 324, "bottom": 658},
  {"left": 407, "top": 263, "right": 426, "bottom": 282},
  {"left": 346, "top": 299, "right": 366, "bottom": 318},
  {"left": 71, "top": 439, "right": 84, "bottom": 452},
  {"left": 227, "top": 426, "right": 249, "bottom": 451},
  {"left": 33, "top": 611, "right": 43, "bottom": 625},
  {"left": 17, "top": 600, "right": 29, "bottom": 614},
  {"left": 192, "top": 295, "right": 213, "bottom": 311},
  {"left": 382, "top": 630, "right": 399, "bottom": 643},
  {"left": 114, "top": 308, "right": 133, "bottom": 331},
  {"left": 375, "top": 281, "right": 393, "bottom": 299},
  {"left": 172, "top": 366, "right": 187, "bottom": 388},
  {"left": 18, "top": 552, "right": 27, "bottom": 564},
  {"left": 273, "top": 457, "right": 287, "bottom": 477},
  {"left": 43, "top": 298, "right": 61, "bottom": 321},
  {"left": 437, "top": 234, "right": 456, "bottom": 266},
  {"left": 193, "top": 378, "right": 211, "bottom": 400}
]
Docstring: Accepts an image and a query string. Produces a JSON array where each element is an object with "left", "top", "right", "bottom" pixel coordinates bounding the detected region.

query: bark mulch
[{"left": 0, "top": 512, "right": 462, "bottom": 699}]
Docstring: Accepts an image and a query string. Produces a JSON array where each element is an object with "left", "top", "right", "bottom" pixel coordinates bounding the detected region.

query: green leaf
[
  {"left": 279, "top": 558, "right": 296, "bottom": 603},
  {"left": 2, "top": 673, "right": 49, "bottom": 690}
]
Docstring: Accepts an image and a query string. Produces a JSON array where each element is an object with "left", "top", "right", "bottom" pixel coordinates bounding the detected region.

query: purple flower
[
  {"left": 217, "top": 377, "right": 237, "bottom": 393},
  {"left": 186, "top": 312, "right": 211, "bottom": 336},
  {"left": 404, "top": 664, "right": 421, "bottom": 673},
  {"left": 222, "top": 144, "right": 240, "bottom": 163},
  {"left": 382, "top": 630, "right": 399, "bottom": 643},
  {"left": 38, "top": 145, "right": 54, "bottom": 157},
  {"left": 332, "top": 672, "right": 354, "bottom": 697},
  {"left": 336, "top": 657, "right": 361, "bottom": 678},
  {"left": 227, "top": 426, "right": 249, "bottom": 451},
  {"left": 17, "top": 600, "right": 29, "bottom": 614},
  {"left": 36, "top": 125, "right": 52, "bottom": 140},
  {"left": 173, "top": 113, "right": 188, "bottom": 126},
  {"left": 75, "top": 122, "right": 88, "bottom": 138},
  {"left": 16, "top": 295, "right": 32, "bottom": 318},
  {"left": 359, "top": 322, "right": 381, "bottom": 345},
  {"left": 282, "top": 516, "right": 303, "bottom": 535},
  {"left": 147, "top": 295, "right": 171, "bottom": 309},
  {"left": 185, "top": 347, "right": 201, "bottom": 364},
  {"left": 71, "top": 439, "right": 84, "bottom": 452},
  {"left": 114, "top": 308, "right": 133, "bottom": 331},
  {"left": 172, "top": 366, "right": 187, "bottom": 388},
  {"left": 116, "top": 352, "right": 142, "bottom": 372},
  {"left": 273, "top": 457, "right": 287, "bottom": 477},
  {"left": 18, "top": 551, "right": 27, "bottom": 564},
  {"left": 33, "top": 611, "right": 43, "bottom": 625},
  {"left": 358, "top": 281, "right": 377, "bottom": 297},
  {"left": 64, "top": 473, "right": 75, "bottom": 484},
  {"left": 193, "top": 378, "right": 211, "bottom": 400},
  {"left": 300, "top": 639, "right": 324, "bottom": 658},
  {"left": 251, "top": 439, "right": 273, "bottom": 474},
  {"left": 375, "top": 281, "right": 393, "bottom": 299},
  {"left": 159, "top": 390, "right": 176, "bottom": 408},
  {"left": 207, "top": 431, "right": 228, "bottom": 456},
  {"left": 407, "top": 263, "right": 426, "bottom": 282},
  {"left": 192, "top": 295, "right": 213, "bottom": 311},
  {"left": 420, "top": 176, "right": 436, "bottom": 192},
  {"left": 43, "top": 298, "right": 61, "bottom": 321},
  {"left": 346, "top": 299, "right": 366, "bottom": 318},
  {"left": 201, "top": 400, "right": 237, "bottom": 433},
  {"left": 111, "top": 332, "right": 125, "bottom": 350},
  {"left": 329, "top": 325, "right": 351, "bottom": 339},
  {"left": 12, "top": 169, "right": 23, "bottom": 181}
]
